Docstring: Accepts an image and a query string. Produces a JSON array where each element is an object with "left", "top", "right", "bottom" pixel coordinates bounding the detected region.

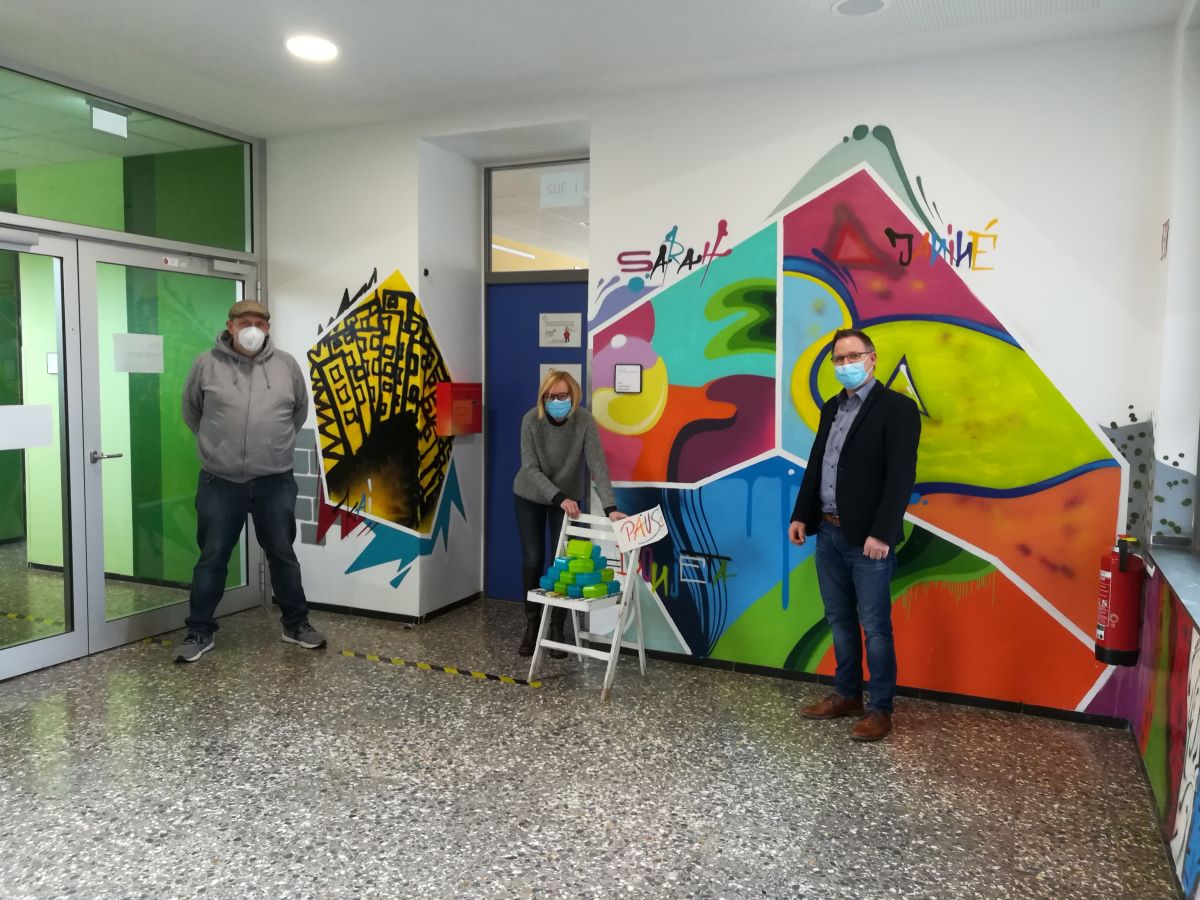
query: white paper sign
[
  {"left": 614, "top": 363, "right": 642, "bottom": 394},
  {"left": 614, "top": 505, "right": 669, "bottom": 553},
  {"left": 539, "top": 313, "right": 581, "bottom": 348},
  {"left": 113, "top": 333, "right": 164, "bottom": 374},
  {"left": 539, "top": 170, "right": 585, "bottom": 208},
  {"left": 539, "top": 363, "right": 582, "bottom": 389},
  {"left": 45, "top": 352, "right": 58, "bottom": 375},
  {"left": 0, "top": 404, "right": 53, "bottom": 450}
]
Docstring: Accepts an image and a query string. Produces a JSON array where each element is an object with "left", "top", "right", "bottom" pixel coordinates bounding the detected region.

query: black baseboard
[
  {"left": 302, "top": 591, "right": 482, "bottom": 625},
  {"left": 27, "top": 561, "right": 190, "bottom": 591},
  {"left": 583, "top": 640, "right": 1130, "bottom": 729}
]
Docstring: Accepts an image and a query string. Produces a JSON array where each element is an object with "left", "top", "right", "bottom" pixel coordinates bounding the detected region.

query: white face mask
[{"left": 236, "top": 325, "right": 266, "bottom": 354}]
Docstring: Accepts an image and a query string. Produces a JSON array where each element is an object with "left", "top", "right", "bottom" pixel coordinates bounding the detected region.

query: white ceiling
[{"left": 0, "top": 0, "right": 1185, "bottom": 141}]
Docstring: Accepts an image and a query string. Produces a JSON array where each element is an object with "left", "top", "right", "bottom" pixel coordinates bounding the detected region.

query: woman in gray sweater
[{"left": 512, "top": 369, "right": 624, "bottom": 656}]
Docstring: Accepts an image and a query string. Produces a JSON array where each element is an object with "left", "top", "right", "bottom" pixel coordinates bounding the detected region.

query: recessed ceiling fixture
[
  {"left": 286, "top": 35, "right": 339, "bottom": 62},
  {"left": 88, "top": 99, "right": 129, "bottom": 138},
  {"left": 831, "top": 0, "right": 889, "bottom": 17}
]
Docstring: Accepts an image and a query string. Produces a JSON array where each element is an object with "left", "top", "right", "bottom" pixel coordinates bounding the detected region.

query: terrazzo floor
[
  {"left": 0, "top": 542, "right": 189, "bottom": 650},
  {"left": 0, "top": 598, "right": 1179, "bottom": 899}
]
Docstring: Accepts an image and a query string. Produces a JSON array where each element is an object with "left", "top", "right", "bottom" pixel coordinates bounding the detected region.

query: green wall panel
[
  {"left": 0, "top": 251, "right": 26, "bottom": 543},
  {"left": 15, "top": 158, "right": 125, "bottom": 231}
]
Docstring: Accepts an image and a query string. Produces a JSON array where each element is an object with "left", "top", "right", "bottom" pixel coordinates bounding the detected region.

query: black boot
[
  {"left": 519, "top": 567, "right": 542, "bottom": 657},
  {"left": 547, "top": 609, "right": 568, "bottom": 658},
  {"left": 518, "top": 616, "right": 539, "bottom": 657}
]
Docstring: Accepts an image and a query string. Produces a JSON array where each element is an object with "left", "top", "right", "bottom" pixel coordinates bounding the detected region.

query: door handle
[{"left": 89, "top": 450, "right": 124, "bottom": 463}]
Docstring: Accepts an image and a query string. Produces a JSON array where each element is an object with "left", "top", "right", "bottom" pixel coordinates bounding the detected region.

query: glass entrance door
[
  {"left": 0, "top": 230, "right": 88, "bottom": 681},
  {"left": 77, "top": 242, "right": 263, "bottom": 651}
]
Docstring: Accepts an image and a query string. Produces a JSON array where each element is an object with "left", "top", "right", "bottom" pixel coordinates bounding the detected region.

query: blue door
[{"left": 484, "top": 282, "right": 588, "bottom": 601}]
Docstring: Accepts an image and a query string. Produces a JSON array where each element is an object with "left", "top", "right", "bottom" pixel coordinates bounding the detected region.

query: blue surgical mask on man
[
  {"left": 545, "top": 398, "right": 572, "bottom": 419},
  {"left": 834, "top": 360, "right": 870, "bottom": 390}
]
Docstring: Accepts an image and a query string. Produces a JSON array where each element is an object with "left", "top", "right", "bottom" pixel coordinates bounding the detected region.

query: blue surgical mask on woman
[
  {"left": 545, "top": 398, "right": 572, "bottom": 419},
  {"left": 834, "top": 361, "right": 870, "bottom": 390}
]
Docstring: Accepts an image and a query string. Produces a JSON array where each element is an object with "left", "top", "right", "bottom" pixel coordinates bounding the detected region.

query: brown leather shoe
[
  {"left": 850, "top": 710, "right": 893, "bottom": 742},
  {"left": 802, "top": 692, "right": 865, "bottom": 719}
]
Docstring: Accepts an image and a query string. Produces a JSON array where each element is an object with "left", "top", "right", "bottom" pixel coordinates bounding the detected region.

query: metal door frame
[
  {"left": 0, "top": 229, "right": 89, "bottom": 680},
  {"left": 76, "top": 240, "right": 263, "bottom": 653}
]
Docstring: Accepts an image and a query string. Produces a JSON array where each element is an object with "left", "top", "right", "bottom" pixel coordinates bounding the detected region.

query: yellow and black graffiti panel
[{"left": 308, "top": 270, "right": 452, "bottom": 531}]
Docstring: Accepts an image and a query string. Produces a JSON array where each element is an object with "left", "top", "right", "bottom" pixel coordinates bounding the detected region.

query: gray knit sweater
[{"left": 512, "top": 406, "right": 617, "bottom": 512}]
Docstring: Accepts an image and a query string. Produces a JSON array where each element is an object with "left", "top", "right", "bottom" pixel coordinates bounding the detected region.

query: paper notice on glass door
[
  {"left": 0, "top": 404, "right": 53, "bottom": 450},
  {"left": 113, "top": 333, "right": 164, "bottom": 374}
]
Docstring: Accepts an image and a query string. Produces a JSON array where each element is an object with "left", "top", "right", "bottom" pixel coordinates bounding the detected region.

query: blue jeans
[
  {"left": 185, "top": 470, "right": 309, "bottom": 636},
  {"left": 814, "top": 520, "right": 898, "bottom": 713}
]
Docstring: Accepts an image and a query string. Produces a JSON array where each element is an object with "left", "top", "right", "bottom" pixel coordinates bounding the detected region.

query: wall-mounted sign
[
  {"left": 113, "top": 333, "right": 164, "bottom": 374},
  {"left": 614, "top": 363, "right": 642, "bottom": 394},
  {"left": 539, "top": 170, "right": 585, "bottom": 209},
  {"left": 45, "top": 352, "right": 58, "bottom": 375},
  {"left": 539, "top": 312, "right": 581, "bottom": 348}
]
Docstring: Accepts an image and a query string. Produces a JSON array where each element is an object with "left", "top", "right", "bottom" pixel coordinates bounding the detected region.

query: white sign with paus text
[{"left": 614, "top": 505, "right": 669, "bottom": 553}]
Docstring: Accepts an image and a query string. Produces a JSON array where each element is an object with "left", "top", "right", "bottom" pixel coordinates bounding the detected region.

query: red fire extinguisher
[{"left": 1095, "top": 535, "right": 1145, "bottom": 666}]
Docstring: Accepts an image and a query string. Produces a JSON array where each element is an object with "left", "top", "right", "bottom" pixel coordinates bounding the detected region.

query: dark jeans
[
  {"left": 186, "top": 470, "right": 310, "bottom": 637},
  {"left": 514, "top": 494, "right": 566, "bottom": 625},
  {"left": 814, "top": 520, "right": 898, "bottom": 713}
]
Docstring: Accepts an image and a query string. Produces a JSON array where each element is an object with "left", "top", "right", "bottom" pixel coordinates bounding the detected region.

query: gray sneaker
[
  {"left": 282, "top": 622, "right": 327, "bottom": 649},
  {"left": 175, "top": 632, "right": 214, "bottom": 663}
]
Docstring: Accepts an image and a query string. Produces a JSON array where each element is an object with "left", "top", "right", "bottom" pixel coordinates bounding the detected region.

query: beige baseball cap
[{"left": 228, "top": 299, "right": 270, "bottom": 320}]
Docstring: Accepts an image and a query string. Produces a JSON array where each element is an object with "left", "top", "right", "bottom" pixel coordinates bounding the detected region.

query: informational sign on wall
[
  {"left": 539, "top": 170, "right": 585, "bottom": 208},
  {"left": 538, "top": 312, "right": 581, "bottom": 348},
  {"left": 614, "top": 363, "right": 642, "bottom": 394},
  {"left": 113, "top": 333, "right": 164, "bottom": 374}
]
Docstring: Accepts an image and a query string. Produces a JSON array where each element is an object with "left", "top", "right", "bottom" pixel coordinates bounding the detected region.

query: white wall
[
  {"left": 587, "top": 30, "right": 1173, "bottom": 429},
  {"left": 266, "top": 126, "right": 485, "bottom": 617},
  {"left": 416, "top": 141, "right": 484, "bottom": 615},
  {"left": 265, "top": 28, "right": 1178, "bottom": 614},
  {"left": 1157, "top": 17, "right": 1200, "bottom": 476},
  {"left": 267, "top": 122, "right": 424, "bottom": 616}
]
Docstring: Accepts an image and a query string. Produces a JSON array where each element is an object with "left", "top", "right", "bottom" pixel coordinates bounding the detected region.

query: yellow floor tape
[{"left": 341, "top": 649, "right": 541, "bottom": 689}]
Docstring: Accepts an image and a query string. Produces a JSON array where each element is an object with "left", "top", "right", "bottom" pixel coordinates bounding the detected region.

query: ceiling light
[
  {"left": 88, "top": 100, "right": 129, "bottom": 138},
  {"left": 286, "top": 35, "right": 339, "bottom": 62},
  {"left": 492, "top": 243, "right": 536, "bottom": 260},
  {"left": 832, "top": 0, "right": 888, "bottom": 16}
]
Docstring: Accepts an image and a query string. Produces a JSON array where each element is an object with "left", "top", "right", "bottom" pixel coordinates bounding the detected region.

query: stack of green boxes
[{"left": 538, "top": 538, "right": 620, "bottom": 598}]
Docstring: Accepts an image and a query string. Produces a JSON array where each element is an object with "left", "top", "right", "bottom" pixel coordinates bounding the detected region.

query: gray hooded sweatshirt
[{"left": 182, "top": 331, "right": 309, "bottom": 483}]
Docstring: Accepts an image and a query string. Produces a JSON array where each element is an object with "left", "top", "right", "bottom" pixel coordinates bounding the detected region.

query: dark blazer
[{"left": 790, "top": 383, "right": 921, "bottom": 547}]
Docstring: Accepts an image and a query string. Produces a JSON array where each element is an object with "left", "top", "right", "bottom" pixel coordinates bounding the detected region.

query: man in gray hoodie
[{"left": 175, "top": 299, "right": 326, "bottom": 662}]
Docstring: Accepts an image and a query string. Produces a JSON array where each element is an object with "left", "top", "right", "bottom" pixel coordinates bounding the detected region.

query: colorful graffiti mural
[
  {"left": 308, "top": 268, "right": 452, "bottom": 532},
  {"left": 590, "top": 124, "right": 1123, "bottom": 711},
  {"left": 301, "top": 269, "right": 467, "bottom": 588},
  {"left": 1087, "top": 569, "right": 1200, "bottom": 894}
]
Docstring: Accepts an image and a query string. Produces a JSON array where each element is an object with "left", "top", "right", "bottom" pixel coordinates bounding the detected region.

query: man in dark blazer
[{"left": 788, "top": 328, "right": 921, "bottom": 741}]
